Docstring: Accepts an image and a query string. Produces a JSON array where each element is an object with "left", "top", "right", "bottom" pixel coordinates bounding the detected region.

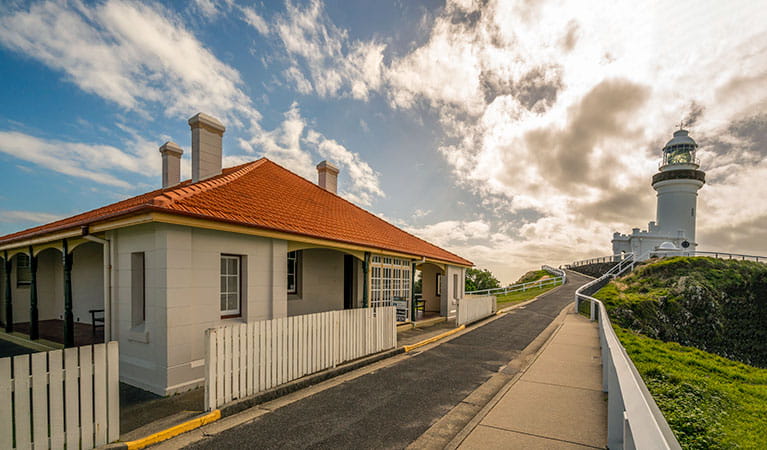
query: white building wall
[
  {"left": 112, "top": 223, "right": 169, "bottom": 394},
  {"left": 655, "top": 179, "right": 701, "bottom": 243},
  {"left": 420, "top": 263, "right": 442, "bottom": 313},
  {"left": 443, "top": 265, "right": 464, "bottom": 317},
  {"left": 72, "top": 242, "right": 104, "bottom": 325},
  {"left": 287, "top": 249, "right": 345, "bottom": 316},
  {"left": 163, "top": 224, "right": 286, "bottom": 395},
  {"left": 36, "top": 249, "right": 63, "bottom": 321}
]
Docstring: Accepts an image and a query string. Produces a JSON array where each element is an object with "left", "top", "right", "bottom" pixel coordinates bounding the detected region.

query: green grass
[
  {"left": 495, "top": 280, "right": 561, "bottom": 308},
  {"left": 514, "top": 269, "right": 549, "bottom": 284},
  {"left": 616, "top": 326, "right": 767, "bottom": 449}
]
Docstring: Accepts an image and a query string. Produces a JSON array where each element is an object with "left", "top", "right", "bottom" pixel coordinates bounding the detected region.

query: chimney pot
[
  {"left": 159, "top": 141, "right": 183, "bottom": 188},
  {"left": 188, "top": 112, "right": 226, "bottom": 182},
  {"left": 316, "top": 160, "right": 339, "bottom": 194}
]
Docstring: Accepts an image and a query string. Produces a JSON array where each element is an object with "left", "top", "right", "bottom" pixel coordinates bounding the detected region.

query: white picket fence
[
  {"left": 0, "top": 342, "right": 120, "bottom": 450},
  {"left": 205, "top": 307, "right": 396, "bottom": 410},
  {"left": 457, "top": 295, "right": 496, "bottom": 326}
]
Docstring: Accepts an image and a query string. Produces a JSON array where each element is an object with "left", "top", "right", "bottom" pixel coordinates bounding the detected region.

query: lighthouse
[{"left": 612, "top": 129, "right": 706, "bottom": 258}]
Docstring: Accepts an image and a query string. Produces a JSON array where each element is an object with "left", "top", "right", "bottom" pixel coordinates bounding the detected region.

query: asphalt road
[{"left": 187, "top": 271, "right": 592, "bottom": 450}]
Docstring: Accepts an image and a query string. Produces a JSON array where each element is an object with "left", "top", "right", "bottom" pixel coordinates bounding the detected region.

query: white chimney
[
  {"left": 188, "top": 112, "right": 226, "bottom": 182},
  {"left": 316, "top": 160, "right": 339, "bottom": 194},
  {"left": 159, "top": 141, "right": 183, "bottom": 188}
]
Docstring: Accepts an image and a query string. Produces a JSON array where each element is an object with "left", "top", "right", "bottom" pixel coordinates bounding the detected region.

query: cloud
[
  {"left": 0, "top": 131, "right": 156, "bottom": 188},
  {"left": 241, "top": 6, "right": 270, "bottom": 35},
  {"left": 381, "top": 0, "right": 767, "bottom": 279},
  {"left": 264, "top": 0, "right": 386, "bottom": 100},
  {"left": 244, "top": 103, "right": 385, "bottom": 206},
  {"left": 0, "top": 210, "right": 63, "bottom": 225},
  {"left": 0, "top": 0, "right": 260, "bottom": 125}
]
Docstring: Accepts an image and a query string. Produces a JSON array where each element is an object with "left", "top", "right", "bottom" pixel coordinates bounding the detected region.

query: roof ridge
[
  {"left": 261, "top": 159, "right": 471, "bottom": 264},
  {"left": 151, "top": 159, "right": 265, "bottom": 208}
]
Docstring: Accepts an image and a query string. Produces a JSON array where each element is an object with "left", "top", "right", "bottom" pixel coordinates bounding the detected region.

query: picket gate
[
  {"left": 205, "top": 307, "right": 396, "bottom": 410},
  {"left": 0, "top": 341, "right": 120, "bottom": 450}
]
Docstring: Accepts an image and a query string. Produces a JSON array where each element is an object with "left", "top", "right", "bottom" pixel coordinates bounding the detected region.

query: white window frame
[
  {"left": 370, "top": 255, "right": 411, "bottom": 309},
  {"left": 220, "top": 255, "right": 241, "bottom": 317},
  {"left": 287, "top": 250, "right": 301, "bottom": 297}
]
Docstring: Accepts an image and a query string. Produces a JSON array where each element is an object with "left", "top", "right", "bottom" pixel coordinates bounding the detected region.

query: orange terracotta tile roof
[{"left": 0, "top": 158, "right": 472, "bottom": 266}]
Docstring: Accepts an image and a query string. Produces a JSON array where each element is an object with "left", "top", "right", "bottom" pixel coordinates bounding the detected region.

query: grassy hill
[
  {"left": 595, "top": 257, "right": 767, "bottom": 367},
  {"left": 594, "top": 257, "right": 767, "bottom": 448}
]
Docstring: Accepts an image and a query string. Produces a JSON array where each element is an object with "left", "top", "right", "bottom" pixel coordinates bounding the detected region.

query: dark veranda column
[
  {"left": 29, "top": 246, "right": 39, "bottom": 340},
  {"left": 410, "top": 261, "right": 417, "bottom": 322},
  {"left": 362, "top": 252, "right": 370, "bottom": 308},
  {"left": 63, "top": 240, "right": 74, "bottom": 347},
  {"left": 4, "top": 251, "right": 12, "bottom": 333}
]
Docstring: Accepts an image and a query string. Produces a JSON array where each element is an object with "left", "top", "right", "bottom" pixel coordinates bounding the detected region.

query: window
[
  {"left": 369, "top": 256, "right": 411, "bottom": 308},
  {"left": 16, "top": 253, "right": 31, "bottom": 287},
  {"left": 287, "top": 251, "right": 302, "bottom": 296},
  {"left": 453, "top": 273, "right": 459, "bottom": 299},
  {"left": 131, "top": 252, "right": 145, "bottom": 327},
  {"left": 436, "top": 273, "right": 443, "bottom": 296},
  {"left": 220, "top": 255, "right": 241, "bottom": 317}
]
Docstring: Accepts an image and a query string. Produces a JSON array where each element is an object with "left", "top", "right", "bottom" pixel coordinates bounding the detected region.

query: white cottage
[{"left": 0, "top": 113, "right": 472, "bottom": 395}]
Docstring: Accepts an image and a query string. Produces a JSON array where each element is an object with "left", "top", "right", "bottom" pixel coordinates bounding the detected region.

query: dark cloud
[
  {"left": 698, "top": 113, "right": 767, "bottom": 167},
  {"left": 480, "top": 65, "right": 562, "bottom": 110},
  {"left": 698, "top": 214, "right": 767, "bottom": 255},
  {"left": 682, "top": 101, "right": 705, "bottom": 128},
  {"left": 577, "top": 188, "right": 655, "bottom": 224},
  {"left": 559, "top": 20, "right": 579, "bottom": 52},
  {"left": 521, "top": 78, "right": 650, "bottom": 190}
]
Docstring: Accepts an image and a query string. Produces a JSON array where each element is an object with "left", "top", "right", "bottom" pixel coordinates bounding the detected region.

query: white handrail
[
  {"left": 573, "top": 254, "right": 681, "bottom": 450},
  {"left": 566, "top": 253, "right": 629, "bottom": 268},
  {"left": 465, "top": 265, "right": 565, "bottom": 296}
]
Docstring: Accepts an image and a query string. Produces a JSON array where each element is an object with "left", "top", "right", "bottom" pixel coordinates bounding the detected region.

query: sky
[{"left": 1, "top": 0, "right": 766, "bottom": 284}]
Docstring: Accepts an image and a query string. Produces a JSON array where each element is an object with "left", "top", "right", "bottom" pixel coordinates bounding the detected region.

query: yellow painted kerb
[
  {"left": 125, "top": 409, "right": 221, "bottom": 450},
  {"left": 403, "top": 325, "right": 466, "bottom": 352}
]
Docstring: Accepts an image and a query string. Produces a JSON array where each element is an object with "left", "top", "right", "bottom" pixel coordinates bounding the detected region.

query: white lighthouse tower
[{"left": 612, "top": 129, "right": 706, "bottom": 258}]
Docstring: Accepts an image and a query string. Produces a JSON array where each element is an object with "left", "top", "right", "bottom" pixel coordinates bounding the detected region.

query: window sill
[
  {"left": 220, "top": 314, "right": 242, "bottom": 320},
  {"left": 288, "top": 294, "right": 302, "bottom": 301},
  {"left": 128, "top": 325, "right": 149, "bottom": 344}
]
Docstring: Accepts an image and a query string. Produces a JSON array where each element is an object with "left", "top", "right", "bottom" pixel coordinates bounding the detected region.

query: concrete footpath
[{"left": 454, "top": 311, "right": 606, "bottom": 449}]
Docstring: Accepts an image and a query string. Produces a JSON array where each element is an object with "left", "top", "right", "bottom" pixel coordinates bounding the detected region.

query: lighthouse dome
[
  {"left": 664, "top": 129, "right": 697, "bottom": 149},
  {"left": 661, "top": 129, "right": 698, "bottom": 167}
]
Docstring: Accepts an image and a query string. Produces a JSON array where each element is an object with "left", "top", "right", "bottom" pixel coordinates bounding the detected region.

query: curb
[
  {"left": 403, "top": 325, "right": 465, "bottom": 352},
  {"left": 104, "top": 410, "right": 221, "bottom": 450}
]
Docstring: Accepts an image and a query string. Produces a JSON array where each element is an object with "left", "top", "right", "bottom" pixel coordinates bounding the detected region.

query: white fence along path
[
  {"left": 205, "top": 307, "right": 396, "bottom": 411},
  {"left": 0, "top": 341, "right": 120, "bottom": 450}
]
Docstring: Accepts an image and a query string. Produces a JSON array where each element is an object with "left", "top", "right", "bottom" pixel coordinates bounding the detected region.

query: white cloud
[
  {"left": 268, "top": 0, "right": 386, "bottom": 100},
  {"left": 242, "top": 103, "right": 383, "bottom": 206},
  {"left": 0, "top": 0, "right": 261, "bottom": 126},
  {"left": 0, "top": 130, "right": 159, "bottom": 189},
  {"left": 0, "top": 210, "right": 63, "bottom": 225},
  {"left": 241, "top": 6, "right": 270, "bottom": 35}
]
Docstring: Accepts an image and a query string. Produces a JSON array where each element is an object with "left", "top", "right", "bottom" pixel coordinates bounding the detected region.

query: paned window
[
  {"left": 131, "top": 252, "right": 146, "bottom": 326},
  {"left": 16, "top": 253, "right": 31, "bottom": 287},
  {"left": 287, "top": 251, "right": 302, "bottom": 296},
  {"left": 436, "top": 273, "right": 443, "bottom": 296},
  {"left": 369, "top": 256, "right": 411, "bottom": 309},
  {"left": 220, "top": 255, "right": 241, "bottom": 316}
]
